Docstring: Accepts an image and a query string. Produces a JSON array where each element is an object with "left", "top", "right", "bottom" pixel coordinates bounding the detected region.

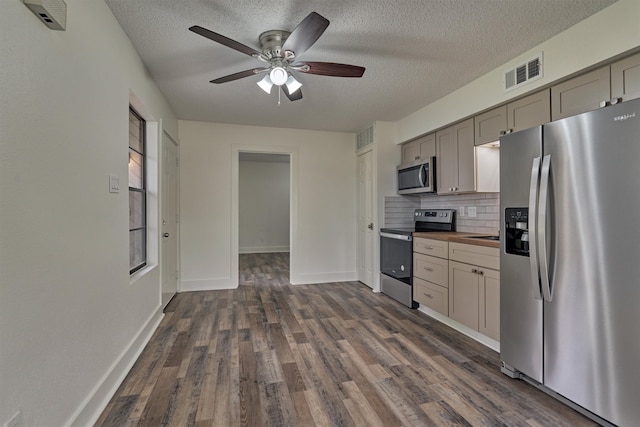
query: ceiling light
[
  {"left": 269, "top": 67, "right": 288, "bottom": 86},
  {"left": 257, "top": 75, "right": 273, "bottom": 94},
  {"left": 285, "top": 75, "right": 302, "bottom": 94}
]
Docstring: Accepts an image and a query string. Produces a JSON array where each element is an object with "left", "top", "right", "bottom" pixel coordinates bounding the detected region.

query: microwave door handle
[
  {"left": 528, "top": 156, "right": 542, "bottom": 300},
  {"left": 418, "top": 164, "right": 425, "bottom": 187},
  {"left": 538, "top": 154, "right": 552, "bottom": 302}
]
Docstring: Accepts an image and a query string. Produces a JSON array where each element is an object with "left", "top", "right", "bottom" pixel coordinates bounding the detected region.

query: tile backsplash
[{"left": 384, "top": 193, "right": 499, "bottom": 235}]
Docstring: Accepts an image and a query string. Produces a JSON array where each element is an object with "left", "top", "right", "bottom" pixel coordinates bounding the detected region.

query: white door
[
  {"left": 161, "top": 132, "right": 179, "bottom": 308},
  {"left": 357, "top": 150, "right": 374, "bottom": 288}
]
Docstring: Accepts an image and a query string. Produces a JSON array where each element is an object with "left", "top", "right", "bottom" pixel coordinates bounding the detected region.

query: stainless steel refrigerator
[{"left": 499, "top": 97, "right": 640, "bottom": 426}]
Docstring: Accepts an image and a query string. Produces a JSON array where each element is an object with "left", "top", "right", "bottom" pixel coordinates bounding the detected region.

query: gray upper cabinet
[
  {"left": 475, "top": 90, "right": 550, "bottom": 146},
  {"left": 507, "top": 89, "right": 551, "bottom": 132},
  {"left": 611, "top": 52, "right": 640, "bottom": 102},
  {"left": 474, "top": 106, "right": 507, "bottom": 146},
  {"left": 551, "top": 66, "right": 611, "bottom": 121},
  {"left": 401, "top": 133, "right": 436, "bottom": 164},
  {"left": 437, "top": 118, "right": 474, "bottom": 194}
]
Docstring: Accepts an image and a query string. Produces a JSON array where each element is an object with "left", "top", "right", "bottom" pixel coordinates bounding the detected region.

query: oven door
[{"left": 380, "top": 232, "right": 412, "bottom": 283}]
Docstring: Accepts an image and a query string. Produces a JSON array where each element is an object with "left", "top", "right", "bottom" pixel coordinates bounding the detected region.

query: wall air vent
[
  {"left": 504, "top": 53, "right": 543, "bottom": 92},
  {"left": 23, "top": 0, "right": 67, "bottom": 31},
  {"left": 356, "top": 125, "right": 374, "bottom": 151}
]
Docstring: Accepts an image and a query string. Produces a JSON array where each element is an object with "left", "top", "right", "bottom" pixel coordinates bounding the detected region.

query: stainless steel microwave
[{"left": 397, "top": 157, "right": 436, "bottom": 194}]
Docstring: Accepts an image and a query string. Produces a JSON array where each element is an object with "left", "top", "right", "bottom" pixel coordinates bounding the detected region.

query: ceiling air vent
[{"left": 504, "top": 53, "right": 543, "bottom": 92}]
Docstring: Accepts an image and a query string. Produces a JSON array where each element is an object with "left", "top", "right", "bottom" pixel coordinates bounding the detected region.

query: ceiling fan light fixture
[
  {"left": 269, "top": 67, "right": 288, "bottom": 86},
  {"left": 257, "top": 74, "right": 273, "bottom": 93},
  {"left": 285, "top": 75, "right": 302, "bottom": 94}
]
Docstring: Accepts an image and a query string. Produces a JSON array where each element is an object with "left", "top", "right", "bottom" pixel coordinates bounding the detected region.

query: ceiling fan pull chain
[{"left": 278, "top": 88, "right": 281, "bottom": 107}]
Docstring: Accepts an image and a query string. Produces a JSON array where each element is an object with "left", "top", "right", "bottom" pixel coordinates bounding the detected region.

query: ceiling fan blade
[
  {"left": 281, "top": 12, "right": 329, "bottom": 58},
  {"left": 295, "top": 62, "right": 365, "bottom": 78},
  {"left": 282, "top": 85, "right": 303, "bottom": 101},
  {"left": 189, "top": 25, "right": 261, "bottom": 57},
  {"left": 210, "top": 68, "right": 269, "bottom": 84}
]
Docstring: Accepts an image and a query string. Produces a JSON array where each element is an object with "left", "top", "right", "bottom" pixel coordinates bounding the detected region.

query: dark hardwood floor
[{"left": 96, "top": 252, "right": 596, "bottom": 426}]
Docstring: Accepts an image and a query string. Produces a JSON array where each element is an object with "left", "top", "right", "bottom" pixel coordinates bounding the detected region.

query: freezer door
[
  {"left": 542, "top": 98, "right": 640, "bottom": 426},
  {"left": 499, "top": 126, "right": 543, "bottom": 383}
]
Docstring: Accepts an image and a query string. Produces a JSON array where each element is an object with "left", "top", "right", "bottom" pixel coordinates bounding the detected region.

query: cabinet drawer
[
  {"left": 413, "top": 237, "right": 448, "bottom": 258},
  {"left": 413, "top": 277, "right": 448, "bottom": 316},
  {"left": 449, "top": 242, "right": 499, "bottom": 270},
  {"left": 414, "top": 253, "right": 448, "bottom": 286}
]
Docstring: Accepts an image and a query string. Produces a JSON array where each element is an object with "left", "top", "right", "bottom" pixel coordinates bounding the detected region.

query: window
[{"left": 129, "top": 107, "right": 146, "bottom": 274}]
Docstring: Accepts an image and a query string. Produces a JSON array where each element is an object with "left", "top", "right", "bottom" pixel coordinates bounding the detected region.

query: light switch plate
[{"left": 109, "top": 175, "right": 120, "bottom": 193}]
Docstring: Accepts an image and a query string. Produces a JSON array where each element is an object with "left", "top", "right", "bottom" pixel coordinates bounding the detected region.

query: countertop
[{"left": 412, "top": 231, "right": 500, "bottom": 249}]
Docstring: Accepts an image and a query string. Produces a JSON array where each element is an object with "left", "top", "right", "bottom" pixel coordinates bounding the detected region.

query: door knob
[
  {"left": 163, "top": 233, "right": 170, "bottom": 238},
  {"left": 367, "top": 223, "right": 373, "bottom": 230}
]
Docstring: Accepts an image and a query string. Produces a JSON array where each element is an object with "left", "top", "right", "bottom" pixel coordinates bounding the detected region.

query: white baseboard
[
  {"left": 181, "top": 277, "right": 238, "bottom": 291},
  {"left": 290, "top": 271, "right": 358, "bottom": 285},
  {"left": 238, "top": 246, "right": 290, "bottom": 254},
  {"left": 417, "top": 304, "right": 500, "bottom": 353},
  {"left": 67, "top": 306, "right": 164, "bottom": 427}
]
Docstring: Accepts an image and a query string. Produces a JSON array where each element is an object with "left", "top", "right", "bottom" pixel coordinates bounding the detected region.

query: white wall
[
  {"left": 239, "top": 159, "right": 290, "bottom": 253},
  {"left": 179, "top": 121, "right": 357, "bottom": 289},
  {"left": 0, "top": 1, "right": 177, "bottom": 425},
  {"left": 396, "top": 0, "right": 640, "bottom": 143}
]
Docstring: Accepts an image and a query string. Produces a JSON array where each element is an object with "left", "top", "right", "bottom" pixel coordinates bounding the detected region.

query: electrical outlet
[
  {"left": 458, "top": 206, "right": 464, "bottom": 217},
  {"left": 468, "top": 206, "right": 477, "bottom": 218},
  {"left": 5, "top": 411, "right": 22, "bottom": 427}
]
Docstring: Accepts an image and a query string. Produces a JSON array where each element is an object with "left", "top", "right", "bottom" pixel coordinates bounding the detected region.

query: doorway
[
  {"left": 161, "top": 131, "right": 179, "bottom": 307},
  {"left": 238, "top": 152, "right": 291, "bottom": 286}
]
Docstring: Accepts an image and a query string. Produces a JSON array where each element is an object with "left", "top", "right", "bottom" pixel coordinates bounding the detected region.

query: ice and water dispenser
[{"left": 505, "top": 208, "right": 529, "bottom": 256}]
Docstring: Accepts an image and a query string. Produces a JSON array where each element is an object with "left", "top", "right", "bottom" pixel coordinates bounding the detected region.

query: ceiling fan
[{"left": 189, "top": 12, "right": 365, "bottom": 102}]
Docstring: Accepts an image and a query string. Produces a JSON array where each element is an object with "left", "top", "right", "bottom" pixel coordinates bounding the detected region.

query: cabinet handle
[
  {"left": 423, "top": 293, "right": 433, "bottom": 299},
  {"left": 423, "top": 246, "right": 434, "bottom": 250},
  {"left": 424, "top": 267, "right": 434, "bottom": 272},
  {"left": 414, "top": 155, "right": 420, "bottom": 160},
  {"left": 599, "top": 100, "right": 610, "bottom": 108},
  {"left": 471, "top": 268, "right": 478, "bottom": 274},
  {"left": 478, "top": 270, "right": 484, "bottom": 275},
  {"left": 610, "top": 97, "right": 623, "bottom": 105}
]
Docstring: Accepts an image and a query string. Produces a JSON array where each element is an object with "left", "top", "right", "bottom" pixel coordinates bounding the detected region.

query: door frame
[{"left": 231, "top": 145, "right": 298, "bottom": 286}]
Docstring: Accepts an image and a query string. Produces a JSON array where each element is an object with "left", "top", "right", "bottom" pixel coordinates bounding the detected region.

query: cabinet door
[
  {"left": 551, "top": 66, "right": 611, "bottom": 120},
  {"left": 475, "top": 105, "right": 507, "bottom": 146},
  {"left": 611, "top": 52, "right": 640, "bottom": 102},
  {"left": 401, "top": 140, "right": 419, "bottom": 164},
  {"left": 418, "top": 133, "right": 436, "bottom": 160},
  {"left": 436, "top": 126, "right": 456, "bottom": 194},
  {"left": 454, "top": 118, "right": 475, "bottom": 193},
  {"left": 507, "top": 89, "right": 550, "bottom": 132},
  {"left": 478, "top": 268, "right": 500, "bottom": 341},
  {"left": 448, "top": 261, "right": 479, "bottom": 330}
]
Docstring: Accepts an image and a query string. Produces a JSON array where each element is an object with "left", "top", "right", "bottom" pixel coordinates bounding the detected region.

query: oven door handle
[{"left": 380, "top": 232, "right": 413, "bottom": 241}]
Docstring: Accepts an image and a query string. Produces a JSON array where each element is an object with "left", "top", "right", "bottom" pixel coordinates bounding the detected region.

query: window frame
[{"left": 129, "top": 106, "right": 147, "bottom": 274}]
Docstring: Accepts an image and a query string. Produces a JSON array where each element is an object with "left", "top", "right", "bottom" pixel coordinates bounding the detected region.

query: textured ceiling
[{"left": 104, "top": 0, "right": 617, "bottom": 133}]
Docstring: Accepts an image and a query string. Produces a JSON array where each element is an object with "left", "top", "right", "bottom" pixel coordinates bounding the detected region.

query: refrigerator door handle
[
  {"left": 538, "top": 154, "right": 553, "bottom": 301},
  {"left": 528, "top": 156, "right": 542, "bottom": 300}
]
